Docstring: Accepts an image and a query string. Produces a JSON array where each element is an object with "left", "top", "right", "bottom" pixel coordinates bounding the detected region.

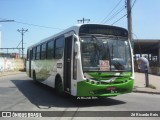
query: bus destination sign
[{"left": 79, "top": 24, "right": 128, "bottom": 37}]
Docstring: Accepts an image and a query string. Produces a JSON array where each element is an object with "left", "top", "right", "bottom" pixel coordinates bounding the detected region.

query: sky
[{"left": 0, "top": 0, "right": 160, "bottom": 55}]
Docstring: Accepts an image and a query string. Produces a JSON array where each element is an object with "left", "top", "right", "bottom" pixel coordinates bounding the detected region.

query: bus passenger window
[
  {"left": 41, "top": 43, "right": 47, "bottom": 59},
  {"left": 27, "top": 49, "right": 30, "bottom": 60},
  {"left": 32, "top": 48, "right": 36, "bottom": 60},
  {"left": 47, "top": 40, "right": 54, "bottom": 59},
  {"left": 55, "top": 37, "right": 64, "bottom": 59},
  {"left": 36, "top": 46, "right": 41, "bottom": 60}
]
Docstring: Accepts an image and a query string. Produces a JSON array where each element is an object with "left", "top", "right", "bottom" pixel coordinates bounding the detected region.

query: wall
[
  {"left": 0, "top": 57, "right": 25, "bottom": 72},
  {"left": 0, "top": 31, "right": 1, "bottom": 53},
  {"left": 149, "top": 67, "right": 160, "bottom": 76}
]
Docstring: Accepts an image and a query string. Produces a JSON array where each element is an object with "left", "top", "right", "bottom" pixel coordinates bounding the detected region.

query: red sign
[{"left": 99, "top": 60, "right": 110, "bottom": 71}]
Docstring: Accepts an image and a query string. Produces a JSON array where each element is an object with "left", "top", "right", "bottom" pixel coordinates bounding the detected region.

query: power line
[
  {"left": 111, "top": 14, "right": 127, "bottom": 25},
  {"left": 14, "top": 21, "right": 64, "bottom": 30},
  {"left": 104, "top": 6, "right": 126, "bottom": 24},
  {"left": 101, "top": 0, "right": 123, "bottom": 23},
  {"left": 111, "top": 0, "right": 137, "bottom": 26},
  {"left": 132, "top": 0, "right": 137, "bottom": 9},
  {"left": 0, "top": 20, "right": 14, "bottom": 22},
  {"left": 0, "top": 18, "right": 64, "bottom": 30},
  {"left": 16, "top": 40, "right": 22, "bottom": 48}
]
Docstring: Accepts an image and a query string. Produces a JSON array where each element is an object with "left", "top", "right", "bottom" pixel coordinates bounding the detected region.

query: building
[
  {"left": 134, "top": 39, "right": 160, "bottom": 75},
  {"left": 134, "top": 39, "right": 160, "bottom": 62}
]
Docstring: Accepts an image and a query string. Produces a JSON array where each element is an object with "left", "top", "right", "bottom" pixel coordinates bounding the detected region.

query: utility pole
[
  {"left": 17, "top": 28, "right": 28, "bottom": 59},
  {"left": 127, "top": 0, "right": 133, "bottom": 42},
  {"left": 77, "top": 18, "right": 90, "bottom": 24}
]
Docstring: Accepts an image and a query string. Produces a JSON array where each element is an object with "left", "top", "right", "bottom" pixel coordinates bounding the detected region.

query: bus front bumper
[{"left": 77, "top": 79, "right": 134, "bottom": 97}]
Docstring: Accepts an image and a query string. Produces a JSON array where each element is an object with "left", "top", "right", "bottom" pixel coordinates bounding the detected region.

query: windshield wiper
[{"left": 112, "top": 61, "right": 125, "bottom": 70}]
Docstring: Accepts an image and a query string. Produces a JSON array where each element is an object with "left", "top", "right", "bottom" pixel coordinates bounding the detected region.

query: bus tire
[
  {"left": 55, "top": 77, "right": 63, "bottom": 96},
  {"left": 33, "top": 70, "right": 38, "bottom": 83}
]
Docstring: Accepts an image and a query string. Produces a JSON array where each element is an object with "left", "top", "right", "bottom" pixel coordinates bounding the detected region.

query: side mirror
[
  {"left": 75, "top": 41, "right": 79, "bottom": 53},
  {"left": 73, "top": 34, "right": 80, "bottom": 59}
]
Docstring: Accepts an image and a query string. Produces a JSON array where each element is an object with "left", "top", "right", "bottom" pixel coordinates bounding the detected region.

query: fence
[{"left": 134, "top": 61, "right": 160, "bottom": 75}]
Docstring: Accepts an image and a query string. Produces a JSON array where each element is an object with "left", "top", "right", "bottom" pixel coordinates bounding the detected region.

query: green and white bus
[{"left": 26, "top": 24, "right": 134, "bottom": 97}]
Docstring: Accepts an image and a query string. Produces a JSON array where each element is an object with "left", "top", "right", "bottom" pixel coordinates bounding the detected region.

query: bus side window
[
  {"left": 55, "top": 37, "right": 64, "bottom": 59},
  {"left": 47, "top": 40, "right": 54, "bottom": 59},
  {"left": 36, "top": 46, "right": 41, "bottom": 60},
  {"left": 41, "top": 43, "right": 47, "bottom": 59},
  {"left": 27, "top": 49, "right": 30, "bottom": 60},
  {"left": 32, "top": 47, "right": 36, "bottom": 60}
]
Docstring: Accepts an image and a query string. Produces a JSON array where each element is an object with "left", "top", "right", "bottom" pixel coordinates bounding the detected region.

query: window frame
[
  {"left": 47, "top": 39, "right": 55, "bottom": 59},
  {"left": 55, "top": 36, "right": 64, "bottom": 59},
  {"left": 36, "top": 45, "right": 41, "bottom": 60},
  {"left": 41, "top": 42, "right": 47, "bottom": 60}
]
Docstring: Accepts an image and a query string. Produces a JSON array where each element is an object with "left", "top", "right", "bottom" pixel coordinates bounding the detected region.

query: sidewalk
[
  {"left": 0, "top": 71, "right": 24, "bottom": 77},
  {"left": 133, "top": 72, "right": 160, "bottom": 94},
  {"left": 0, "top": 71, "right": 160, "bottom": 94}
]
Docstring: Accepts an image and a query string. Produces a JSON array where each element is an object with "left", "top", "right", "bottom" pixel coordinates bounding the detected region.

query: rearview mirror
[{"left": 73, "top": 34, "right": 80, "bottom": 59}]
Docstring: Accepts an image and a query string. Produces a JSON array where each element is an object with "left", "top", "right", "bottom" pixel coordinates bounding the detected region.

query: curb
[
  {"left": 133, "top": 89, "right": 160, "bottom": 95},
  {"left": 0, "top": 72, "right": 25, "bottom": 77}
]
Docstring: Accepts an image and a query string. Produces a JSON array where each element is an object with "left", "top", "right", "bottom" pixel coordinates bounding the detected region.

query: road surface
[{"left": 0, "top": 73, "right": 159, "bottom": 120}]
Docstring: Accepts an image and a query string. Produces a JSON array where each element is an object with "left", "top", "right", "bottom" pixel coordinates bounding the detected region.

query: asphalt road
[{"left": 0, "top": 73, "right": 160, "bottom": 120}]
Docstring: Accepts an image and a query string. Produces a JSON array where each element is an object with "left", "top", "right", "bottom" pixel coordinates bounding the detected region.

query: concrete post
[{"left": 145, "top": 64, "right": 149, "bottom": 87}]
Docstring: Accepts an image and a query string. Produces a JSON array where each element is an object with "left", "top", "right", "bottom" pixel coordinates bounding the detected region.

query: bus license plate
[{"left": 107, "top": 87, "right": 117, "bottom": 93}]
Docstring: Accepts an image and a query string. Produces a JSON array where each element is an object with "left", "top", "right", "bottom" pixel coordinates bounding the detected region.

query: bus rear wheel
[
  {"left": 33, "top": 70, "right": 38, "bottom": 83},
  {"left": 55, "top": 77, "right": 64, "bottom": 96}
]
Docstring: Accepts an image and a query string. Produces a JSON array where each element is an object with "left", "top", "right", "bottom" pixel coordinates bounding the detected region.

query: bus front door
[{"left": 64, "top": 36, "right": 73, "bottom": 93}]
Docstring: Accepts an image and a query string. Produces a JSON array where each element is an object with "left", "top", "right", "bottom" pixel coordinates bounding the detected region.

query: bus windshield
[{"left": 80, "top": 36, "right": 132, "bottom": 72}]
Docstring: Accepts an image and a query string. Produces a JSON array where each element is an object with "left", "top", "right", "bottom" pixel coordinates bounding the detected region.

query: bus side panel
[{"left": 41, "top": 59, "right": 61, "bottom": 88}]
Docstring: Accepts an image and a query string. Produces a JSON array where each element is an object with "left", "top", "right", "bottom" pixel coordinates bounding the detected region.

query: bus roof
[
  {"left": 27, "top": 24, "right": 82, "bottom": 49},
  {"left": 27, "top": 24, "right": 127, "bottom": 49}
]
